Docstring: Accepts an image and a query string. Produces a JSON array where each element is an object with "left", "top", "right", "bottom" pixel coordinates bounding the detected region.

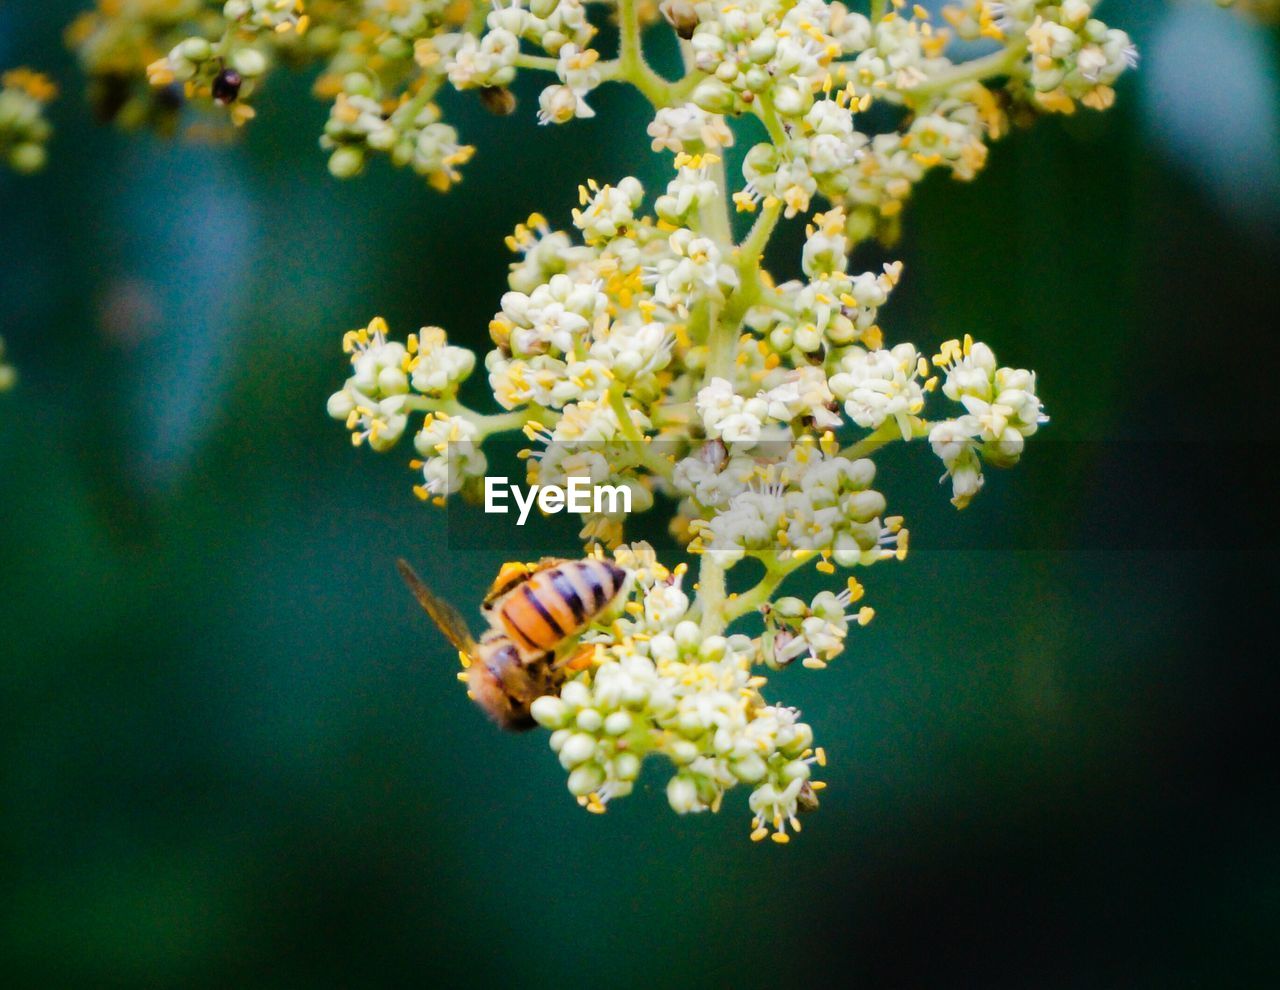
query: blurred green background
[{"left": 3, "top": 1, "right": 1278, "bottom": 985}]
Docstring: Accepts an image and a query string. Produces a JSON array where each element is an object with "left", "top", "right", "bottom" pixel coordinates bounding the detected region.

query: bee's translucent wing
[{"left": 396, "top": 559, "right": 478, "bottom": 655}]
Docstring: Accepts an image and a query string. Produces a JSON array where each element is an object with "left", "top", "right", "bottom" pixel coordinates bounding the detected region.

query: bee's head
[
  {"left": 481, "top": 560, "right": 534, "bottom": 613},
  {"left": 466, "top": 637, "right": 536, "bottom": 731}
]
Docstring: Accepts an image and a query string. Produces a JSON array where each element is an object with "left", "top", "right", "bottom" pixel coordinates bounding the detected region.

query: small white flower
[
  {"left": 828, "top": 344, "right": 927, "bottom": 439},
  {"left": 648, "top": 104, "right": 734, "bottom": 154},
  {"left": 410, "top": 326, "right": 476, "bottom": 394}
]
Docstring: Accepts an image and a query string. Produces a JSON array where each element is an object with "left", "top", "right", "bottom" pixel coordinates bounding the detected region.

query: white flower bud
[
  {"left": 559, "top": 680, "right": 591, "bottom": 710},
  {"left": 531, "top": 695, "right": 569, "bottom": 729},
  {"left": 568, "top": 763, "right": 605, "bottom": 796},
  {"left": 732, "top": 754, "right": 767, "bottom": 783},
  {"left": 613, "top": 752, "right": 642, "bottom": 781},
  {"left": 559, "top": 732, "right": 598, "bottom": 769},
  {"left": 231, "top": 47, "right": 267, "bottom": 78},
  {"left": 674, "top": 621, "right": 701, "bottom": 652},
  {"left": 667, "top": 774, "right": 700, "bottom": 813}
]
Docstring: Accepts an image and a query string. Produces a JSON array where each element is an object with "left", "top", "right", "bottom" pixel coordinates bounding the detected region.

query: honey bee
[{"left": 396, "top": 557, "right": 629, "bottom": 731}]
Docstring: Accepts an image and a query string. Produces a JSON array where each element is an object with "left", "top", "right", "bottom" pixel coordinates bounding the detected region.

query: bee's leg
[{"left": 558, "top": 643, "right": 597, "bottom": 674}]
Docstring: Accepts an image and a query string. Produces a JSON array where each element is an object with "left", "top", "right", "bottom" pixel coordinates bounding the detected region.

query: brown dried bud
[
  {"left": 479, "top": 86, "right": 516, "bottom": 116},
  {"left": 660, "top": 0, "right": 700, "bottom": 40}
]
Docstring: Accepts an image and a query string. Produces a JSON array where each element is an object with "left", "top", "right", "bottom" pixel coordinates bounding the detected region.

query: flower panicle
[{"left": 299, "top": 0, "right": 1125, "bottom": 841}]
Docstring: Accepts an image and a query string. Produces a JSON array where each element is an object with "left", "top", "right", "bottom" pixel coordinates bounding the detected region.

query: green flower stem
[
  {"left": 514, "top": 54, "right": 567, "bottom": 73},
  {"left": 637, "top": 443, "right": 677, "bottom": 481},
  {"left": 399, "top": 73, "right": 444, "bottom": 121},
  {"left": 667, "top": 70, "right": 707, "bottom": 104},
  {"left": 724, "top": 204, "right": 781, "bottom": 327},
  {"left": 705, "top": 152, "right": 734, "bottom": 244},
  {"left": 840, "top": 417, "right": 932, "bottom": 461},
  {"left": 651, "top": 400, "right": 692, "bottom": 427},
  {"left": 616, "top": 0, "right": 674, "bottom": 107},
  {"left": 906, "top": 43, "right": 1028, "bottom": 100},
  {"left": 695, "top": 555, "right": 728, "bottom": 634},
  {"left": 213, "top": 27, "right": 235, "bottom": 60},
  {"left": 759, "top": 286, "right": 798, "bottom": 319},
  {"left": 464, "top": 0, "right": 490, "bottom": 34},
  {"left": 608, "top": 382, "right": 644, "bottom": 442},
  {"left": 403, "top": 395, "right": 533, "bottom": 437},
  {"left": 703, "top": 303, "right": 734, "bottom": 381},
  {"left": 755, "top": 93, "right": 788, "bottom": 146},
  {"left": 717, "top": 93, "right": 785, "bottom": 336},
  {"left": 721, "top": 553, "right": 810, "bottom": 625},
  {"left": 686, "top": 296, "right": 714, "bottom": 349},
  {"left": 738, "top": 200, "right": 782, "bottom": 271},
  {"left": 609, "top": 383, "right": 678, "bottom": 480}
]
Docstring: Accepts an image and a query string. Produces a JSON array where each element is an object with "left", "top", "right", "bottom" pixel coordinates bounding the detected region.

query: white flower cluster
[
  {"left": 412, "top": 412, "right": 488, "bottom": 502},
  {"left": 763, "top": 580, "right": 874, "bottom": 670},
  {"left": 528, "top": 548, "right": 826, "bottom": 842},
  {"left": 329, "top": 146, "right": 1039, "bottom": 579},
  {"left": 485, "top": 176, "right": 716, "bottom": 414},
  {"left": 523, "top": 401, "right": 658, "bottom": 546},
  {"left": 695, "top": 370, "right": 836, "bottom": 446},
  {"left": 327, "top": 317, "right": 414, "bottom": 452},
  {"left": 681, "top": 445, "right": 905, "bottom": 569},
  {"left": 760, "top": 210, "right": 903, "bottom": 355},
  {"left": 538, "top": 44, "right": 605, "bottom": 124},
  {"left": 828, "top": 344, "right": 928, "bottom": 439},
  {"left": 327, "top": 317, "right": 487, "bottom": 501},
  {"left": 648, "top": 103, "right": 735, "bottom": 154},
  {"left": 683, "top": 0, "right": 872, "bottom": 115},
  {"left": 321, "top": 79, "right": 474, "bottom": 187},
  {"left": 325, "top": 142, "right": 1052, "bottom": 837},
  {"left": 1022, "top": 0, "right": 1140, "bottom": 112},
  {"left": 486, "top": 0, "right": 595, "bottom": 62},
  {"left": 928, "top": 335, "right": 1047, "bottom": 507},
  {"left": 70, "top": 0, "right": 1136, "bottom": 202}
]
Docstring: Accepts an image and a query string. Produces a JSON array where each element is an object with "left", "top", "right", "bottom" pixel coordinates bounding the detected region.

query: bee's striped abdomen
[
  {"left": 496, "top": 559, "right": 628, "bottom": 654},
  {"left": 573, "top": 559, "right": 627, "bottom": 611}
]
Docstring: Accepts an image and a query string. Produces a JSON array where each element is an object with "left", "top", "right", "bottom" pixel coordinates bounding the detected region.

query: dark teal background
[{"left": 2, "top": 2, "right": 1278, "bottom": 984}]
